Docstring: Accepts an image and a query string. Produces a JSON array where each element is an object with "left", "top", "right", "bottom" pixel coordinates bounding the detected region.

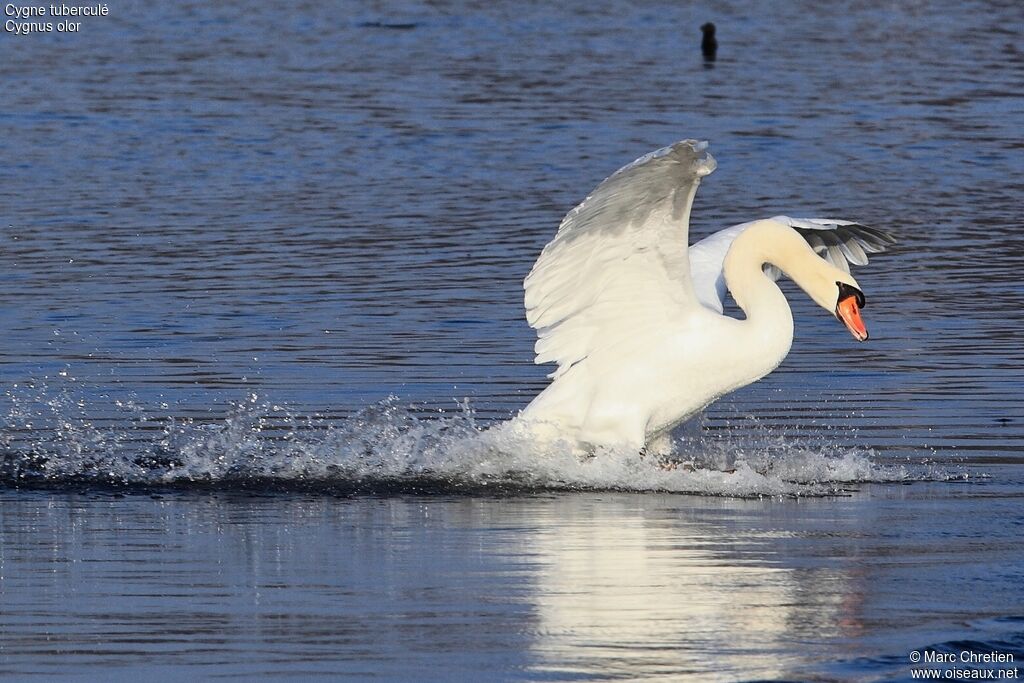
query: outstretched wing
[
  {"left": 524, "top": 140, "right": 717, "bottom": 378},
  {"left": 779, "top": 217, "right": 896, "bottom": 274},
  {"left": 689, "top": 216, "right": 896, "bottom": 314}
]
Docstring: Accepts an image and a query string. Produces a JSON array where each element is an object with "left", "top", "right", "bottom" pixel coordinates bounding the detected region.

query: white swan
[{"left": 516, "top": 139, "right": 894, "bottom": 453}]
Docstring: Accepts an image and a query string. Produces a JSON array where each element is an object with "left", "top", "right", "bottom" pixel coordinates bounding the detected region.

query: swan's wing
[
  {"left": 689, "top": 217, "right": 896, "bottom": 314},
  {"left": 524, "top": 139, "right": 717, "bottom": 379},
  {"left": 688, "top": 223, "right": 748, "bottom": 314}
]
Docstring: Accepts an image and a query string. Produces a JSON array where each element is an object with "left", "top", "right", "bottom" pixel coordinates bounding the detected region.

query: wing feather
[
  {"left": 524, "top": 140, "right": 717, "bottom": 378},
  {"left": 774, "top": 216, "right": 896, "bottom": 272}
]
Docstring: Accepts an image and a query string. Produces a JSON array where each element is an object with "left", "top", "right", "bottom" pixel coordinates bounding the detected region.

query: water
[
  {"left": 2, "top": 487, "right": 1022, "bottom": 681},
  {"left": 1, "top": 0, "right": 1023, "bottom": 679}
]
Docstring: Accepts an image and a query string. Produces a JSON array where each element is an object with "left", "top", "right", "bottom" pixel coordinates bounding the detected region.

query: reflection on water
[
  {"left": 2, "top": 487, "right": 1022, "bottom": 680},
  {"left": 526, "top": 496, "right": 854, "bottom": 680}
]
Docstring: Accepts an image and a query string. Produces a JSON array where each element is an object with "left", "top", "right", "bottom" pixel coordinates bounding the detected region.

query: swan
[{"left": 516, "top": 139, "right": 894, "bottom": 453}]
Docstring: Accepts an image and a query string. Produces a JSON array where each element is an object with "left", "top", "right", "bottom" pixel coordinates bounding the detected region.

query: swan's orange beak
[{"left": 836, "top": 294, "right": 868, "bottom": 342}]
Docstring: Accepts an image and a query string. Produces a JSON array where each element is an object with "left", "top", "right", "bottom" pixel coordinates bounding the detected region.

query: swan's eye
[{"left": 836, "top": 282, "right": 865, "bottom": 308}]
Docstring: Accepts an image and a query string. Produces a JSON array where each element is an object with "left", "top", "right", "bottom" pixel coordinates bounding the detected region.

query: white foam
[{"left": 1, "top": 389, "right": 942, "bottom": 497}]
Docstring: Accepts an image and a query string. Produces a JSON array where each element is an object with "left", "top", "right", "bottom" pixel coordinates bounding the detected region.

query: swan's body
[{"left": 516, "top": 140, "right": 893, "bottom": 452}]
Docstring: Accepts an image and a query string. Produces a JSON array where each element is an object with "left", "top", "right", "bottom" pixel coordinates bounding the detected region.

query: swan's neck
[{"left": 721, "top": 221, "right": 815, "bottom": 376}]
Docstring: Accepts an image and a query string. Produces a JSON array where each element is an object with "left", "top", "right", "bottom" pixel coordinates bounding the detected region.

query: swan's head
[
  {"left": 794, "top": 253, "right": 868, "bottom": 342},
  {"left": 834, "top": 280, "right": 868, "bottom": 342},
  {"left": 805, "top": 269, "right": 867, "bottom": 342}
]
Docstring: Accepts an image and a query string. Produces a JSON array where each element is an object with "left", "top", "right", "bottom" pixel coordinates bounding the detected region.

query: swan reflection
[{"left": 522, "top": 495, "right": 865, "bottom": 680}]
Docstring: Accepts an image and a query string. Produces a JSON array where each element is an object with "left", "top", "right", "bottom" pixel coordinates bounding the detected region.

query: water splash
[{"left": 0, "top": 380, "right": 959, "bottom": 497}]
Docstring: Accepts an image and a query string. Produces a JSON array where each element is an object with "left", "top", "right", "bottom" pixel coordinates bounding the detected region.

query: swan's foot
[
  {"left": 573, "top": 442, "right": 598, "bottom": 461},
  {"left": 657, "top": 459, "right": 696, "bottom": 472},
  {"left": 642, "top": 434, "right": 705, "bottom": 472},
  {"left": 644, "top": 431, "right": 676, "bottom": 458},
  {"left": 646, "top": 448, "right": 739, "bottom": 474},
  {"left": 655, "top": 459, "right": 737, "bottom": 474}
]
